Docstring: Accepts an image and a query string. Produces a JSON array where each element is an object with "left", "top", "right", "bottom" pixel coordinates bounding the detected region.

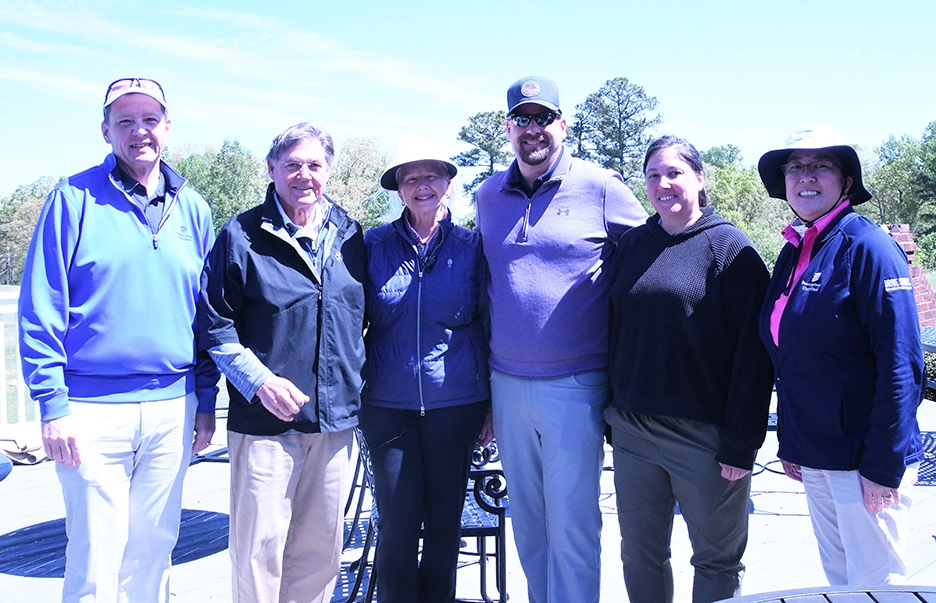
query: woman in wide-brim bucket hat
[
  {"left": 756, "top": 126, "right": 924, "bottom": 587},
  {"left": 359, "top": 135, "right": 492, "bottom": 603},
  {"left": 757, "top": 125, "right": 872, "bottom": 206}
]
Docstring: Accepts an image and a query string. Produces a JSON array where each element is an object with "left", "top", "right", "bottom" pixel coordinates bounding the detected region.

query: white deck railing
[{"left": 0, "top": 293, "right": 34, "bottom": 426}]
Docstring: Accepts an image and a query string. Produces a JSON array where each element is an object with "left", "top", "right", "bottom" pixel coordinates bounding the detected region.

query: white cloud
[
  {"left": 1, "top": 1, "right": 494, "bottom": 115},
  {"left": 0, "top": 67, "right": 101, "bottom": 104}
]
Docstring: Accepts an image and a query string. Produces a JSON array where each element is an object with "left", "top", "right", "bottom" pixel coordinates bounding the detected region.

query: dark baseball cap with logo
[{"left": 507, "top": 76, "right": 560, "bottom": 114}]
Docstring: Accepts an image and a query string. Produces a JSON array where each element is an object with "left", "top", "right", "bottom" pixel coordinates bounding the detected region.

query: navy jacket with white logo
[{"left": 759, "top": 206, "right": 924, "bottom": 488}]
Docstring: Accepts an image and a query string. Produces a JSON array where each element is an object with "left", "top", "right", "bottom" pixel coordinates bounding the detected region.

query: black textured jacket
[{"left": 607, "top": 207, "right": 774, "bottom": 469}]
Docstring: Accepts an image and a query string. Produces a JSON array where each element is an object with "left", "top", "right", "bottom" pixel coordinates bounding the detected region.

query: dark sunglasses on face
[{"left": 508, "top": 111, "right": 561, "bottom": 128}]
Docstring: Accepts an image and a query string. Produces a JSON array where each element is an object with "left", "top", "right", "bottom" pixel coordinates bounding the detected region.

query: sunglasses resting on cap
[{"left": 103, "top": 78, "right": 167, "bottom": 109}]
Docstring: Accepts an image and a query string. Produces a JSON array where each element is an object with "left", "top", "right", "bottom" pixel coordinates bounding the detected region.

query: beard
[{"left": 516, "top": 132, "right": 557, "bottom": 166}]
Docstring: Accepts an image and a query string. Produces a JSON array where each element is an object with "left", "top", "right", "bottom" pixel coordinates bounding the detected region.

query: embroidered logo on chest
[
  {"left": 177, "top": 225, "right": 193, "bottom": 242},
  {"left": 801, "top": 271, "right": 822, "bottom": 292}
]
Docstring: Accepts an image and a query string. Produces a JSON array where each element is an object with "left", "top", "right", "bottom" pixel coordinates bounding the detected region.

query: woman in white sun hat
[
  {"left": 358, "top": 137, "right": 493, "bottom": 603},
  {"left": 757, "top": 126, "right": 925, "bottom": 586}
]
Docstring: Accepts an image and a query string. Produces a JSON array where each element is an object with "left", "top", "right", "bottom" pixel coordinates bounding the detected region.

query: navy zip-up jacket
[
  {"left": 362, "top": 211, "right": 489, "bottom": 412},
  {"left": 758, "top": 207, "right": 924, "bottom": 488}
]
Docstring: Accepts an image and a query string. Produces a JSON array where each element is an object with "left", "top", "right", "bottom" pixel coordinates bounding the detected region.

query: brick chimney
[{"left": 887, "top": 224, "right": 936, "bottom": 327}]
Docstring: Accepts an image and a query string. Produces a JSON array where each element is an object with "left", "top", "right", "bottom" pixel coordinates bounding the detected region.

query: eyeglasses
[
  {"left": 103, "top": 78, "right": 166, "bottom": 104},
  {"left": 507, "top": 111, "right": 561, "bottom": 128},
  {"left": 281, "top": 161, "right": 327, "bottom": 175},
  {"left": 781, "top": 160, "right": 840, "bottom": 178}
]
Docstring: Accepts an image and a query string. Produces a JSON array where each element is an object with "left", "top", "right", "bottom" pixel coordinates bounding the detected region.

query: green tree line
[
  {"left": 452, "top": 77, "right": 936, "bottom": 271},
  {"left": 0, "top": 137, "right": 391, "bottom": 285},
  {"left": 3, "top": 76, "right": 936, "bottom": 284}
]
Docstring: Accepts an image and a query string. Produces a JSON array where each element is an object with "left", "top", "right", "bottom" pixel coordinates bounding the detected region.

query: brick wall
[{"left": 887, "top": 224, "right": 936, "bottom": 327}]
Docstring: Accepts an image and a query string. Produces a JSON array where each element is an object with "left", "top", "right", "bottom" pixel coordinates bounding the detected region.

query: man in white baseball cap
[{"left": 19, "top": 78, "right": 218, "bottom": 602}]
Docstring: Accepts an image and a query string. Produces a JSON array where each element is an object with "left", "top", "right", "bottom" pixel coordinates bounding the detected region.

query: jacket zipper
[
  {"left": 113, "top": 175, "right": 184, "bottom": 250},
  {"left": 150, "top": 183, "right": 182, "bottom": 250},
  {"left": 414, "top": 225, "right": 445, "bottom": 416},
  {"left": 416, "top": 266, "right": 425, "bottom": 416},
  {"left": 314, "top": 213, "right": 349, "bottom": 423},
  {"left": 782, "top": 245, "right": 803, "bottom": 295}
]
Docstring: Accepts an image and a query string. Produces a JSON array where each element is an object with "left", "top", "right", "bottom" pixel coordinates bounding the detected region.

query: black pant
[{"left": 359, "top": 401, "right": 488, "bottom": 603}]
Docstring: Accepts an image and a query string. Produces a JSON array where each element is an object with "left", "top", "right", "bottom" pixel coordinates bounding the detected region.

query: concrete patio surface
[{"left": 1, "top": 401, "right": 934, "bottom": 602}]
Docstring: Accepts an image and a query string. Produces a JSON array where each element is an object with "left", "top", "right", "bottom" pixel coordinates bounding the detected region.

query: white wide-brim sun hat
[
  {"left": 380, "top": 135, "right": 458, "bottom": 191},
  {"left": 757, "top": 126, "right": 872, "bottom": 205}
]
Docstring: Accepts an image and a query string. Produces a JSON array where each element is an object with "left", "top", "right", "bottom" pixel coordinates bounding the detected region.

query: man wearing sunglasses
[
  {"left": 475, "top": 76, "right": 648, "bottom": 603},
  {"left": 19, "top": 78, "right": 218, "bottom": 603}
]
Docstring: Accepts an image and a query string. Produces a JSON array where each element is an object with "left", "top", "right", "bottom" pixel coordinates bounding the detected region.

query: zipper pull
[
  {"left": 152, "top": 233, "right": 158, "bottom": 249},
  {"left": 520, "top": 200, "right": 532, "bottom": 242}
]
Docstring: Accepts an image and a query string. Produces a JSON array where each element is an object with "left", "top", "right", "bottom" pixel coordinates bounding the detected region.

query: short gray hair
[{"left": 267, "top": 122, "right": 335, "bottom": 166}]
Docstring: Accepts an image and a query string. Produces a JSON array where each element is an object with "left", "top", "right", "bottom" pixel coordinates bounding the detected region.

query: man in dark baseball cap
[
  {"left": 506, "top": 75, "right": 561, "bottom": 114},
  {"left": 475, "top": 77, "right": 648, "bottom": 603}
]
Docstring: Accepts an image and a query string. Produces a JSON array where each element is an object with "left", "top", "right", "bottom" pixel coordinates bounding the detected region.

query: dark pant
[
  {"left": 606, "top": 409, "right": 751, "bottom": 603},
  {"left": 359, "top": 401, "right": 488, "bottom": 603}
]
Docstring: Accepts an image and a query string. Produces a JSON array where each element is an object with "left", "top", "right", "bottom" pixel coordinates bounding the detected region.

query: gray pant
[
  {"left": 492, "top": 369, "right": 607, "bottom": 603},
  {"left": 605, "top": 408, "right": 751, "bottom": 603}
]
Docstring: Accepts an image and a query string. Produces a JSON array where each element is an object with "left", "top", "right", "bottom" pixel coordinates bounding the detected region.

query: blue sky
[{"left": 1, "top": 0, "right": 934, "bottom": 199}]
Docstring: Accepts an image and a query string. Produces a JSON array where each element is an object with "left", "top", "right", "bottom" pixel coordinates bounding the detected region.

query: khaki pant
[
  {"left": 802, "top": 464, "right": 918, "bottom": 586},
  {"left": 228, "top": 429, "right": 353, "bottom": 603}
]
